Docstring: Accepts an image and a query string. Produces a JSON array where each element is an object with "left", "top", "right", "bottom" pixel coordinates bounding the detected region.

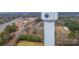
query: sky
[{"left": 0, "top": 12, "right": 79, "bottom": 17}]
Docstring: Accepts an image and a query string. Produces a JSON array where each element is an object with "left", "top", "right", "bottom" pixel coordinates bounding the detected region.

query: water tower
[{"left": 41, "top": 12, "right": 58, "bottom": 46}]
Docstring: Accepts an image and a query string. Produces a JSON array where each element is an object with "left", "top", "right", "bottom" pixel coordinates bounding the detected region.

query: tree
[
  {"left": 4, "top": 23, "right": 17, "bottom": 33},
  {"left": 66, "top": 22, "right": 79, "bottom": 32},
  {"left": 10, "top": 23, "right": 17, "bottom": 32},
  {"left": 4, "top": 25, "right": 11, "bottom": 33}
]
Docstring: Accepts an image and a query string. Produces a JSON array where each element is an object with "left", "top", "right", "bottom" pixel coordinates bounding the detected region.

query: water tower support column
[{"left": 41, "top": 12, "right": 58, "bottom": 46}]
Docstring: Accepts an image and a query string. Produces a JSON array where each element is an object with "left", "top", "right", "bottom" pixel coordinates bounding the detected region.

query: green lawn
[{"left": 16, "top": 40, "right": 44, "bottom": 46}]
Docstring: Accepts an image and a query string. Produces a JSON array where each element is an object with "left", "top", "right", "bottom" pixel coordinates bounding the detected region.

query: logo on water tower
[
  {"left": 45, "top": 13, "right": 49, "bottom": 18},
  {"left": 41, "top": 12, "right": 58, "bottom": 22}
]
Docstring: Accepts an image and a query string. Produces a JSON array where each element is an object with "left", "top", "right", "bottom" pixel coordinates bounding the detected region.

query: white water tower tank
[{"left": 41, "top": 12, "right": 58, "bottom": 21}]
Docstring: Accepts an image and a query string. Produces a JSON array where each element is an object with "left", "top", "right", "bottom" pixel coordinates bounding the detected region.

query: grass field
[{"left": 16, "top": 40, "right": 44, "bottom": 46}]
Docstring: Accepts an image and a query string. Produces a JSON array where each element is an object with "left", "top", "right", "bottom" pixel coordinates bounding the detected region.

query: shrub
[
  {"left": 68, "top": 32, "right": 76, "bottom": 39},
  {"left": 19, "top": 35, "right": 28, "bottom": 40},
  {"left": 19, "top": 35, "right": 43, "bottom": 42}
]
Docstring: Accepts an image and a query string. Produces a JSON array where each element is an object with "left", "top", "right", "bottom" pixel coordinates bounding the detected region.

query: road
[{"left": 0, "top": 17, "right": 22, "bottom": 32}]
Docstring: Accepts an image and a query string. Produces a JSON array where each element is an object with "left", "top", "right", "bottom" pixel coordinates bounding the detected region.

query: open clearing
[{"left": 17, "top": 40, "right": 44, "bottom": 46}]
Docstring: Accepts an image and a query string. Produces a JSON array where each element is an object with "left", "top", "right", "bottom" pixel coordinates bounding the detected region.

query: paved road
[{"left": 0, "top": 17, "right": 22, "bottom": 32}]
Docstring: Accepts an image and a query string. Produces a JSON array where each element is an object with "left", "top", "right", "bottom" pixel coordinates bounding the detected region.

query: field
[{"left": 16, "top": 40, "right": 44, "bottom": 46}]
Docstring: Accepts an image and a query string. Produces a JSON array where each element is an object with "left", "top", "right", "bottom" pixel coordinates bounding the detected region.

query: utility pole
[{"left": 41, "top": 12, "right": 58, "bottom": 46}]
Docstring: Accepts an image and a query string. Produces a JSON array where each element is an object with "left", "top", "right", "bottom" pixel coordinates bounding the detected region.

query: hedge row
[{"left": 18, "top": 35, "right": 43, "bottom": 42}]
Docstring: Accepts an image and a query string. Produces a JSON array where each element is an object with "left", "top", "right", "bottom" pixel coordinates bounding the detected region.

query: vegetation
[
  {"left": 64, "top": 20, "right": 79, "bottom": 39},
  {"left": 4, "top": 23, "right": 17, "bottom": 33},
  {"left": 56, "top": 17, "right": 79, "bottom": 45},
  {"left": 18, "top": 35, "right": 43, "bottom": 42},
  {"left": 68, "top": 32, "right": 76, "bottom": 39},
  {"left": 0, "top": 32, "right": 13, "bottom": 45},
  {"left": 0, "top": 23, "right": 17, "bottom": 45},
  {"left": 65, "top": 22, "right": 79, "bottom": 32}
]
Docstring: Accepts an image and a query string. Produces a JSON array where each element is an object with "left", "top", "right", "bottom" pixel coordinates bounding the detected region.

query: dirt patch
[{"left": 16, "top": 40, "right": 44, "bottom": 46}]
